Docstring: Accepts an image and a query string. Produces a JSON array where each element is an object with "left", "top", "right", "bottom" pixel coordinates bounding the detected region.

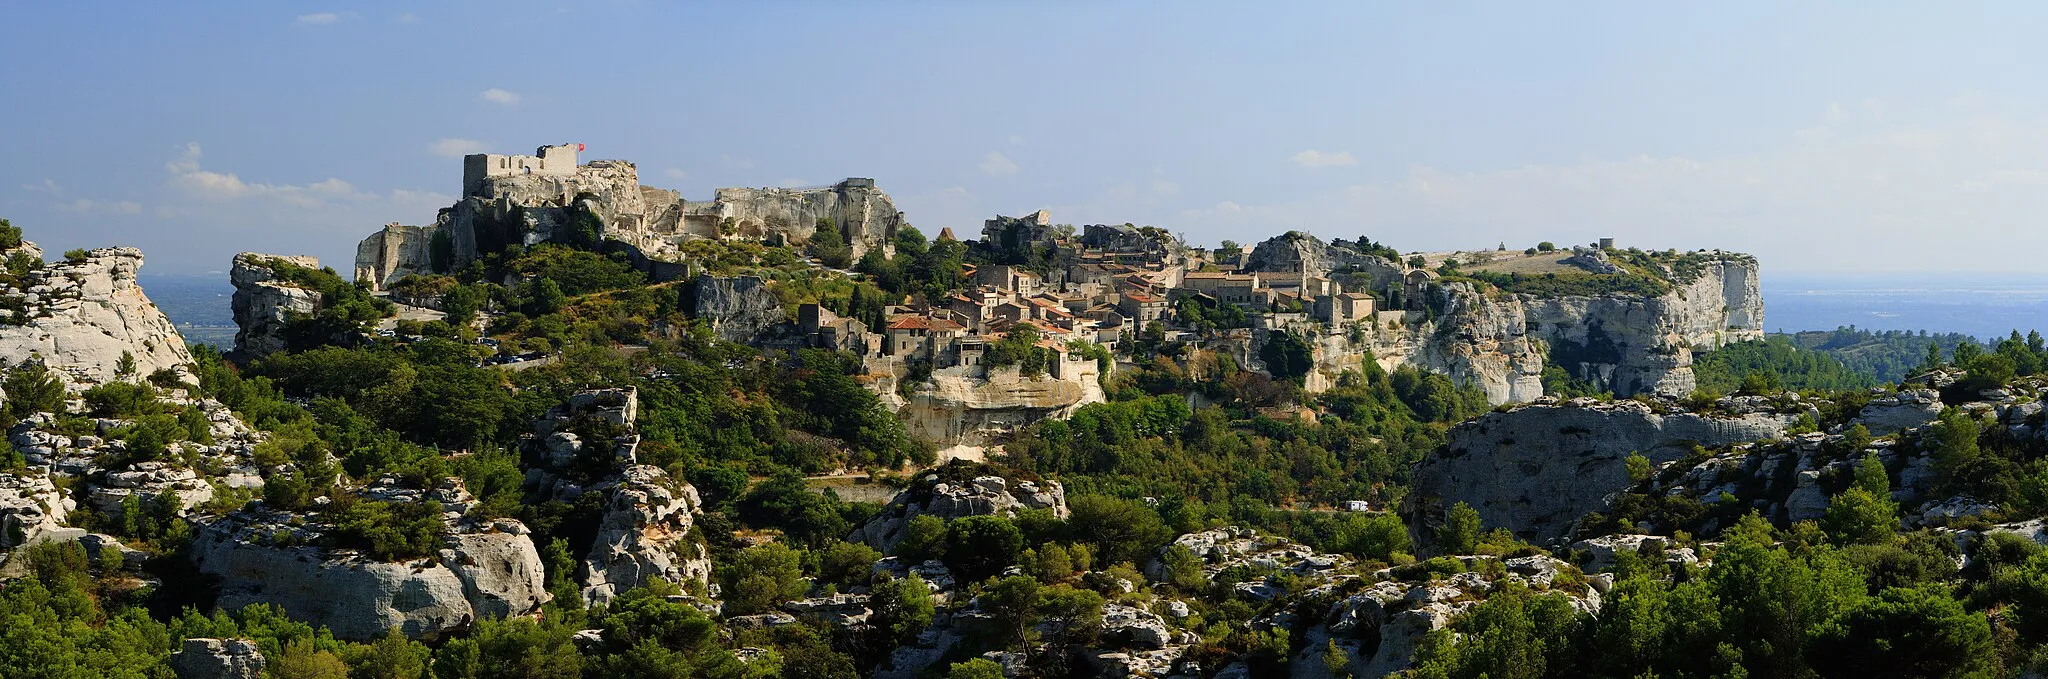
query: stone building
[{"left": 463, "top": 143, "right": 580, "bottom": 196}]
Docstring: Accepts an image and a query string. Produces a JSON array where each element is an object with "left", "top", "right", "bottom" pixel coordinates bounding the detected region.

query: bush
[{"left": 324, "top": 498, "right": 447, "bottom": 561}]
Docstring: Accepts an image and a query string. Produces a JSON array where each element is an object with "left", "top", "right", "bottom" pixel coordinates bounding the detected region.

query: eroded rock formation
[
  {"left": 190, "top": 509, "right": 549, "bottom": 641},
  {"left": 693, "top": 275, "right": 787, "bottom": 345},
  {"left": 849, "top": 471, "right": 1068, "bottom": 553},
  {"left": 580, "top": 465, "right": 714, "bottom": 606},
  {"left": 896, "top": 364, "right": 1106, "bottom": 449},
  {"left": 229, "top": 253, "right": 322, "bottom": 358},
  {"left": 0, "top": 244, "right": 192, "bottom": 387}
]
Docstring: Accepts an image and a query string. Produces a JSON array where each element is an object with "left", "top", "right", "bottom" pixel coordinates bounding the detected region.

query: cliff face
[
  {"left": 1303, "top": 255, "right": 1763, "bottom": 403},
  {"left": 701, "top": 182, "right": 906, "bottom": 258},
  {"left": 1404, "top": 398, "right": 1792, "bottom": 550},
  {"left": 693, "top": 275, "right": 787, "bottom": 345},
  {"left": 229, "top": 253, "right": 322, "bottom": 358},
  {"left": 353, "top": 157, "right": 906, "bottom": 290},
  {"left": 896, "top": 362, "right": 1106, "bottom": 449},
  {"left": 0, "top": 244, "right": 193, "bottom": 387}
]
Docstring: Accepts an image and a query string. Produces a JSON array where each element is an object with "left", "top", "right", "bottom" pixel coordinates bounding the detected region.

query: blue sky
[{"left": 5, "top": 2, "right": 2048, "bottom": 274}]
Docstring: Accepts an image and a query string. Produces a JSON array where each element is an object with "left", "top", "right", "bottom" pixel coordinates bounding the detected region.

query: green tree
[
  {"left": 343, "top": 629, "right": 432, "bottom": 679},
  {"left": 980, "top": 575, "right": 1043, "bottom": 653},
  {"left": 1625, "top": 452, "right": 1653, "bottom": 485},
  {"left": 272, "top": 639, "right": 350, "bottom": 679},
  {"left": 433, "top": 617, "right": 582, "bottom": 679},
  {"left": 947, "top": 658, "right": 1005, "bottom": 679},
  {"left": 868, "top": 573, "right": 936, "bottom": 648},
  {"left": 1160, "top": 545, "right": 1206, "bottom": 591},
  {"left": 2, "top": 362, "right": 67, "bottom": 420},
  {"left": 1066, "top": 495, "right": 1171, "bottom": 566},
  {"left": 526, "top": 277, "right": 566, "bottom": 316},
  {"left": 1439, "top": 502, "right": 1482, "bottom": 555},
  {"left": 814, "top": 541, "right": 882, "bottom": 588},
  {"left": 1825, "top": 454, "right": 1900, "bottom": 545},
  {"left": 894, "top": 514, "right": 948, "bottom": 564},
  {"left": 1808, "top": 585, "right": 1993, "bottom": 679},
  {"left": 944, "top": 515, "right": 1024, "bottom": 581},
  {"left": 720, "top": 542, "right": 808, "bottom": 616},
  {"left": 1323, "top": 639, "right": 1352, "bottom": 679},
  {"left": 1259, "top": 330, "right": 1315, "bottom": 382}
]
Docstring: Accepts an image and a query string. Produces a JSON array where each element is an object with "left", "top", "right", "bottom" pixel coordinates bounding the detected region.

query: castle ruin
[{"left": 462, "top": 143, "right": 581, "bottom": 196}]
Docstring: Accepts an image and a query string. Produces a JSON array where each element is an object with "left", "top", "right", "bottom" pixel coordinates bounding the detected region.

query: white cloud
[
  {"left": 395, "top": 12, "right": 419, "bottom": 23},
  {"left": 21, "top": 179, "right": 60, "bottom": 194},
  {"left": 295, "top": 12, "right": 339, "bottom": 25},
  {"left": 428, "top": 138, "right": 489, "bottom": 158},
  {"left": 719, "top": 155, "right": 755, "bottom": 170},
  {"left": 1150, "top": 180, "right": 1181, "bottom": 197},
  {"left": 1008, "top": 135, "right": 1026, "bottom": 146},
  {"left": 1290, "top": 149, "right": 1358, "bottom": 168},
  {"left": 979, "top": 151, "right": 1019, "bottom": 176},
  {"left": 164, "top": 142, "right": 373, "bottom": 206},
  {"left": 55, "top": 199, "right": 141, "bottom": 215},
  {"left": 480, "top": 88, "right": 520, "bottom": 106},
  {"left": 664, "top": 168, "right": 690, "bottom": 181}
]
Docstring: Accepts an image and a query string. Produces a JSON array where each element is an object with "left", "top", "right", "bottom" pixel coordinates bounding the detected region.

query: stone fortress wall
[{"left": 461, "top": 143, "right": 580, "bottom": 196}]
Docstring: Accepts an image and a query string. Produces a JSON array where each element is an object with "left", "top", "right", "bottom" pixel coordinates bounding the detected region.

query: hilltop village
[
  {"left": 32, "top": 144, "right": 2048, "bottom": 678},
  {"left": 343, "top": 144, "right": 1765, "bottom": 451}
]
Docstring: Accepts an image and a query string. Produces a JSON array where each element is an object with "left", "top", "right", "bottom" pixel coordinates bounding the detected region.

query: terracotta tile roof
[{"left": 886, "top": 315, "right": 966, "bottom": 331}]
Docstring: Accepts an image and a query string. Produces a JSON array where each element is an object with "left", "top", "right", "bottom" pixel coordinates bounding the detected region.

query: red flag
[{"left": 577, "top": 143, "right": 586, "bottom": 152}]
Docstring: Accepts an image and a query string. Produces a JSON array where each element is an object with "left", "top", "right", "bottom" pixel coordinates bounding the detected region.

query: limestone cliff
[
  {"left": 1404, "top": 397, "right": 1792, "bottom": 550},
  {"left": 693, "top": 275, "right": 787, "bottom": 345},
  {"left": 0, "top": 244, "right": 192, "bottom": 387},
  {"left": 1292, "top": 255, "right": 1762, "bottom": 403},
  {"left": 896, "top": 362, "right": 1105, "bottom": 449},
  {"left": 229, "top": 253, "right": 322, "bottom": 358}
]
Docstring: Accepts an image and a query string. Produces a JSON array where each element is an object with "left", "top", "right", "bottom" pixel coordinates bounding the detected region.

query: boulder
[
  {"left": 849, "top": 473, "right": 1068, "bottom": 553},
  {"left": 170, "top": 638, "right": 265, "bottom": 679},
  {"left": 0, "top": 471, "right": 79, "bottom": 551},
  {"left": 191, "top": 508, "right": 549, "bottom": 641},
  {"left": 1859, "top": 389, "right": 1943, "bottom": 435},
  {"left": 89, "top": 461, "right": 214, "bottom": 514},
  {"left": 1101, "top": 603, "right": 1173, "bottom": 650}
]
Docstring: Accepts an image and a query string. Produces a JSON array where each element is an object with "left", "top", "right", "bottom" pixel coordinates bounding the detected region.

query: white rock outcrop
[
  {"left": 580, "top": 464, "right": 714, "bottom": 605},
  {"left": 897, "top": 363, "right": 1106, "bottom": 449},
  {"left": 0, "top": 245, "right": 193, "bottom": 387},
  {"left": 229, "top": 253, "right": 323, "bottom": 358},
  {"left": 0, "top": 471, "right": 79, "bottom": 551},
  {"left": 191, "top": 509, "right": 549, "bottom": 641},
  {"left": 170, "top": 638, "right": 265, "bottom": 679},
  {"left": 849, "top": 472, "right": 1068, "bottom": 552}
]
